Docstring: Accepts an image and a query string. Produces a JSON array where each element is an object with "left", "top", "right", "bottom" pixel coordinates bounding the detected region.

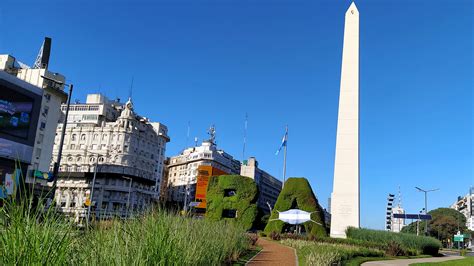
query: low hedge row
[{"left": 346, "top": 227, "right": 442, "bottom": 256}]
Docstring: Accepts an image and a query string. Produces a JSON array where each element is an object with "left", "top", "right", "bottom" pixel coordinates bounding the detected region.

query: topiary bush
[
  {"left": 206, "top": 175, "right": 258, "bottom": 230},
  {"left": 264, "top": 177, "right": 328, "bottom": 237}
]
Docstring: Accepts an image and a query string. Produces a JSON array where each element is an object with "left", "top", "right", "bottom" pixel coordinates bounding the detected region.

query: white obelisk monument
[{"left": 330, "top": 2, "right": 360, "bottom": 238}]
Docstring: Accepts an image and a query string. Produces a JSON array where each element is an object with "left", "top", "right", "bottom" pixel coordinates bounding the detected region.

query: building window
[
  {"left": 71, "top": 134, "right": 77, "bottom": 141},
  {"left": 40, "top": 122, "right": 46, "bottom": 131},
  {"left": 70, "top": 144, "right": 75, "bottom": 150},
  {"left": 102, "top": 134, "right": 108, "bottom": 140},
  {"left": 37, "top": 134, "right": 44, "bottom": 144},
  {"left": 80, "top": 134, "right": 86, "bottom": 141},
  {"left": 35, "top": 148, "right": 41, "bottom": 158},
  {"left": 77, "top": 157, "right": 82, "bottom": 162},
  {"left": 93, "top": 134, "right": 99, "bottom": 140},
  {"left": 42, "top": 106, "right": 49, "bottom": 117},
  {"left": 44, "top": 93, "right": 51, "bottom": 102}
]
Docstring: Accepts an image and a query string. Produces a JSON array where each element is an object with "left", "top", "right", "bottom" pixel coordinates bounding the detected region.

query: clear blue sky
[{"left": 1, "top": 0, "right": 472, "bottom": 229}]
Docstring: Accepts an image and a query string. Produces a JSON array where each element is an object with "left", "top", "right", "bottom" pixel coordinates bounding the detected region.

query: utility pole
[
  {"left": 415, "top": 187, "right": 439, "bottom": 235},
  {"left": 41, "top": 76, "right": 74, "bottom": 192},
  {"left": 86, "top": 156, "right": 99, "bottom": 226}
]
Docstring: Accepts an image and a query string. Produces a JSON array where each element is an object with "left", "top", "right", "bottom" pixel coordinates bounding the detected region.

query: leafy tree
[{"left": 401, "top": 208, "right": 466, "bottom": 246}]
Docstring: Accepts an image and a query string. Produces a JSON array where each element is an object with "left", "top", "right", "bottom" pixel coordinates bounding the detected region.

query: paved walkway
[
  {"left": 362, "top": 255, "right": 465, "bottom": 266},
  {"left": 247, "top": 238, "right": 297, "bottom": 266}
]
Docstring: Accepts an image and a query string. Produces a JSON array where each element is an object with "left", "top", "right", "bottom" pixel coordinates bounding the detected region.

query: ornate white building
[
  {"left": 51, "top": 94, "right": 169, "bottom": 223},
  {"left": 166, "top": 128, "right": 240, "bottom": 205}
]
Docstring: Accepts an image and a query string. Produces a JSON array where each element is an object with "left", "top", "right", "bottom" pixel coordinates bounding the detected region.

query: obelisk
[{"left": 330, "top": 2, "right": 359, "bottom": 238}]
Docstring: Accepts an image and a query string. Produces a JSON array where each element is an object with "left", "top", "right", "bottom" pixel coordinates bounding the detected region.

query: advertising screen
[{"left": 0, "top": 85, "right": 34, "bottom": 140}]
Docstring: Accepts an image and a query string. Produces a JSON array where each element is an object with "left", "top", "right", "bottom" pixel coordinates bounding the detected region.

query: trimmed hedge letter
[
  {"left": 206, "top": 175, "right": 258, "bottom": 230},
  {"left": 264, "top": 177, "right": 328, "bottom": 237}
]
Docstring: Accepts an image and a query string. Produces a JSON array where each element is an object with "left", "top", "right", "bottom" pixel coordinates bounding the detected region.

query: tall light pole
[
  {"left": 86, "top": 155, "right": 99, "bottom": 225},
  {"left": 415, "top": 187, "right": 439, "bottom": 235},
  {"left": 41, "top": 75, "right": 73, "bottom": 192}
]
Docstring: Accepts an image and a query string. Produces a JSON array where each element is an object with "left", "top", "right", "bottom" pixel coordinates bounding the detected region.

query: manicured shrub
[
  {"left": 346, "top": 227, "right": 442, "bottom": 256},
  {"left": 270, "top": 231, "right": 281, "bottom": 241},
  {"left": 281, "top": 239, "right": 384, "bottom": 265},
  {"left": 264, "top": 178, "right": 327, "bottom": 237},
  {"left": 206, "top": 175, "right": 258, "bottom": 230}
]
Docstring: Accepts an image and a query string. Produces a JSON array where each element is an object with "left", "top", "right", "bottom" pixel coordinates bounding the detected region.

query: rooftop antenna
[
  {"left": 129, "top": 76, "right": 134, "bottom": 100},
  {"left": 33, "top": 37, "right": 52, "bottom": 69},
  {"left": 398, "top": 185, "right": 402, "bottom": 208},
  {"left": 242, "top": 113, "right": 248, "bottom": 161},
  {"left": 186, "top": 121, "right": 190, "bottom": 148},
  {"left": 207, "top": 125, "right": 216, "bottom": 145}
]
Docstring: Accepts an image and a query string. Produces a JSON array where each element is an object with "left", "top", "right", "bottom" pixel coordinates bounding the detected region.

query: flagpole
[{"left": 282, "top": 125, "right": 288, "bottom": 188}]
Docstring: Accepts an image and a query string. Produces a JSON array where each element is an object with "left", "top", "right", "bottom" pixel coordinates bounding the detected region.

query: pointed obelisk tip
[{"left": 346, "top": 2, "right": 359, "bottom": 15}]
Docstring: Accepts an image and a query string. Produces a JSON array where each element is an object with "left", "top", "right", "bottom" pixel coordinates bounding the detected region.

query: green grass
[
  {"left": 281, "top": 239, "right": 385, "bottom": 265},
  {"left": 347, "top": 227, "right": 442, "bottom": 255},
  {"left": 232, "top": 246, "right": 262, "bottom": 265},
  {"left": 0, "top": 196, "right": 251, "bottom": 265},
  {"left": 410, "top": 257, "right": 474, "bottom": 266},
  {"left": 344, "top": 255, "right": 432, "bottom": 266}
]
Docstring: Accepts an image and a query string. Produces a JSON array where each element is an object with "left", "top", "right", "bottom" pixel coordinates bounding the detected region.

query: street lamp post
[
  {"left": 41, "top": 76, "right": 73, "bottom": 191},
  {"left": 86, "top": 156, "right": 99, "bottom": 225},
  {"left": 415, "top": 187, "right": 439, "bottom": 235}
]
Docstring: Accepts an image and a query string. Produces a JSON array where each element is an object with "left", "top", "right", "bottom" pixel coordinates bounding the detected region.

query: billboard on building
[
  {"left": 0, "top": 74, "right": 41, "bottom": 164},
  {"left": 194, "top": 165, "right": 228, "bottom": 209}
]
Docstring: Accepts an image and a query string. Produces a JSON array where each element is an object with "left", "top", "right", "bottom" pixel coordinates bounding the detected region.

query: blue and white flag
[{"left": 275, "top": 128, "right": 288, "bottom": 155}]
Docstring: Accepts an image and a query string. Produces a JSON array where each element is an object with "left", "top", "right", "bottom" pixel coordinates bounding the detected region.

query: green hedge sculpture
[
  {"left": 206, "top": 175, "right": 258, "bottom": 230},
  {"left": 264, "top": 177, "right": 327, "bottom": 237}
]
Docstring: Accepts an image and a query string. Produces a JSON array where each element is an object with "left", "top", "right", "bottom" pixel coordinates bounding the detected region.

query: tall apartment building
[
  {"left": 166, "top": 130, "right": 240, "bottom": 205},
  {"left": 240, "top": 157, "right": 282, "bottom": 213},
  {"left": 51, "top": 94, "right": 169, "bottom": 223},
  {"left": 450, "top": 187, "right": 474, "bottom": 231},
  {"left": 0, "top": 45, "right": 67, "bottom": 195}
]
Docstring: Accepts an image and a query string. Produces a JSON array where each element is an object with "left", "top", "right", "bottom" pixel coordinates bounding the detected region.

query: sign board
[
  {"left": 4, "top": 173, "right": 14, "bottom": 195},
  {"left": 454, "top": 235, "right": 463, "bottom": 242},
  {"left": 84, "top": 198, "right": 91, "bottom": 207},
  {"left": 194, "top": 165, "right": 228, "bottom": 209},
  {"left": 393, "top": 213, "right": 432, "bottom": 220}
]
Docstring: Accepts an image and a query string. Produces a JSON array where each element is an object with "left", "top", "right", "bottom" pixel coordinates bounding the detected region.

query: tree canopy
[{"left": 401, "top": 208, "right": 466, "bottom": 245}]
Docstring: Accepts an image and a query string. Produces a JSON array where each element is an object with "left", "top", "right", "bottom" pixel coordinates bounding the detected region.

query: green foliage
[
  {"left": 401, "top": 208, "right": 467, "bottom": 246},
  {"left": 411, "top": 256, "right": 474, "bottom": 266},
  {"left": 75, "top": 211, "right": 250, "bottom": 265},
  {"left": 206, "top": 175, "right": 258, "bottom": 230},
  {"left": 281, "top": 239, "right": 384, "bottom": 266},
  {"left": 346, "top": 227, "right": 442, "bottom": 256},
  {"left": 264, "top": 177, "right": 327, "bottom": 237},
  {"left": 0, "top": 196, "right": 76, "bottom": 265},
  {"left": 0, "top": 196, "right": 251, "bottom": 265}
]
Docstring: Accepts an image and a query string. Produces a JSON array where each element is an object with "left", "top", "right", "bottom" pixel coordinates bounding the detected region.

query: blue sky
[{"left": 1, "top": 0, "right": 472, "bottom": 229}]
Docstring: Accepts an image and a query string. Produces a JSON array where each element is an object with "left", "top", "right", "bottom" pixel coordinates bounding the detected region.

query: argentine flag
[{"left": 275, "top": 128, "right": 288, "bottom": 155}]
